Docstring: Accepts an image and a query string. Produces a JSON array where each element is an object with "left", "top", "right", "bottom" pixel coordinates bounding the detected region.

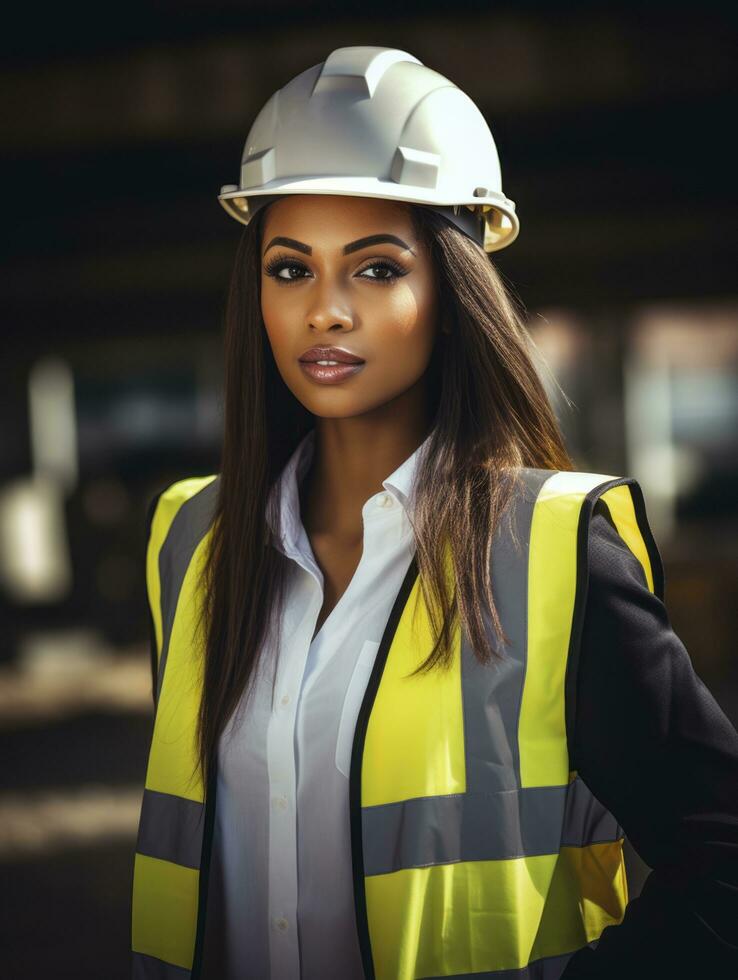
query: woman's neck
[{"left": 299, "top": 400, "right": 432, "bottom": 541}]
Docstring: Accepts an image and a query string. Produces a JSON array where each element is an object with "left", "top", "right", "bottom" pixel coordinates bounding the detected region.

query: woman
[{"left": 131, "top": 47, "right": 738, "bottom": 979}]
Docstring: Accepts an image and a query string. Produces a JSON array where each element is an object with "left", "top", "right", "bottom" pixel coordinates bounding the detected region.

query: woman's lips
[{"left": 298, "top": 361, "right": 366, "bottom": 384}]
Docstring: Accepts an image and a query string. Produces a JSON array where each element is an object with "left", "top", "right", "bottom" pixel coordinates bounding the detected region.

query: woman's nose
[{"left": 305, "top": 279, "right": 354, "bottom": 332}]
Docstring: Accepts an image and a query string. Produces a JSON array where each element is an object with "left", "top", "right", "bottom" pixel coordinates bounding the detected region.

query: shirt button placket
[{"left": 267, "top": 663, "right": 299, "bottom": 976}]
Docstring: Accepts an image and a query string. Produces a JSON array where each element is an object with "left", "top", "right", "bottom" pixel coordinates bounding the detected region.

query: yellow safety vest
[{"left": 131, "top": 467, "right": 663, "bottom": 979}]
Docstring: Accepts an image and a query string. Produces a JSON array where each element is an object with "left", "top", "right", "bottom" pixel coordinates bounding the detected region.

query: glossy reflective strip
[
  {"left": 520, "top": 470, "right": 618, "bottom": 788},
  {"left": 132, "top": 853, "right": 200, "bottom": 971},
  {"left": 136, "top": 788, "right": 205, "bottom": 869},
  {"left": 420, "top": 945, "right": 595, "bottom": 978},
  {"left": 535, "top": 841, "right": 627, "bottom": 951},
  {"left": 461, "top": 468, "right": 552, "bottom": 794},
  {"left": 362, "top": 775, "right": 621, "bottom": 877},
  {"left": 132, "top": 950, "right": 191, "bottom": 979},
  {"left": 156, "top": 477, "right": 220, "bottom": 705},
  {"left": 364, "top": 847, "right": 621, "bottom": 980},
  {"left": 599, "top": 483, "right": 654, "bottom": 593},
  {"left": 366, "top": 853, "right": 556, "bottom": 979}
]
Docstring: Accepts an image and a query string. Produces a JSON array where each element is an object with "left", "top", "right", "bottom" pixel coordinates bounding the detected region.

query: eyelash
[{"left": 263, "top": 253, "right": 407, "bottom": 287}]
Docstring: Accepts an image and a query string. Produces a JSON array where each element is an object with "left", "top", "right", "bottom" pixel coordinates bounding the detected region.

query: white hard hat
[{"left": 218, "top": 46, "right": 520, "bottom": 252}]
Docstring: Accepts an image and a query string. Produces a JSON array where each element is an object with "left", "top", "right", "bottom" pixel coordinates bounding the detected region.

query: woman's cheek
[{"left": 261, "top": 309, "right": 295, "bottom": 370}]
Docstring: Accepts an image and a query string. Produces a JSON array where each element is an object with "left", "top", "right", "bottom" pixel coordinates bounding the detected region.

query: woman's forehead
[{"left": 262, "top": 194, "right": 413, "bottom": 238}]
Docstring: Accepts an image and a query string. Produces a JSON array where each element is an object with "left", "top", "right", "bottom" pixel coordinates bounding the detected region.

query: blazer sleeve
[{"left": 562, "top": 498, "right": 738, "bottom": 977}]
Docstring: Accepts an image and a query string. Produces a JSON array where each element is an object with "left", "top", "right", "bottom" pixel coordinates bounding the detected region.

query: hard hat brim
[{"left": 217, "top": 178, "right": 519, "bottom": 252}]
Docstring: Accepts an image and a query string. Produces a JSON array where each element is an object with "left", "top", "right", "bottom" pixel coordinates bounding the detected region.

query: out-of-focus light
[
  {"left": 28, "top": 357, "right": 78, "bottom": 493},
  {"left": 0, "top": 476, "right": 72, "bottom": 602}
]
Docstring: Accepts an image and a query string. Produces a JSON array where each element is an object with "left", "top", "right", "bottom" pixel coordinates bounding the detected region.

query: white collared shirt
[{"left": 201, "top": 428, "right": 431, "bottom": 979}]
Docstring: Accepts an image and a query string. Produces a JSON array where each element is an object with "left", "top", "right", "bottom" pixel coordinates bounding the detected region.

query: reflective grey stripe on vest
[
  {"left": 461, "top": 467, "right": 550, "bottom": 795},
  {"left": 420, "top": 941, "right": 599, "bottom": 979},
  {"left": 362, "top": 776, "right": 621, "bottom": 876},
  {"left": 132, "top": 951, "right": 191, "bottom": 979},
  {"left": 136, "top": 788, "right": 206, "bottom": 869},
  {"left": 562, "top": 775, "right": 623, "bottom": 847},
  {"left": 363, "top": 468, "right": 622, "bottom": 878},
  {"left": 156, "top": 477, "right": 220, "bottom": 705}
]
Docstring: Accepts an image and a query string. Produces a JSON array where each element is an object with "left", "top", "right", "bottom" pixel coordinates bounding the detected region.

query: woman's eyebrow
[
  {"left": 263, "top": 236, "right": 311, "bottom": 255},
  {"left": 344, "top": 234, "right": 416, "bottom": 255},
  {"left": 263, "top": 234, "right": 416, "bottom": 256}
]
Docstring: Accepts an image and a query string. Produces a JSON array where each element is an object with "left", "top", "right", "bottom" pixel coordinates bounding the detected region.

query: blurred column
[
  {"left": 623, "top": 336, "right": 678, "bottom": 541},
  {"left": 0, "top": 357, "right": 76, "bottom": 605},
  {"left": 29, "top": 357, "right": 78, "bottom": 493}
]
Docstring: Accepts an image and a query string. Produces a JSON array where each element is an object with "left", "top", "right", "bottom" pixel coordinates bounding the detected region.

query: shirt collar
[{"left": 267, "top": 427, "right": 433, "bottom": 556}]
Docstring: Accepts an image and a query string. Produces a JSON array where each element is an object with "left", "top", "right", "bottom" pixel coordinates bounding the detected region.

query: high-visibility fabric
[
  {"left": 131, "top": 467, "right": 662, "bottom": 980},
  {"left": 133, "top": 476, "right": 218, "bottom": 975}
]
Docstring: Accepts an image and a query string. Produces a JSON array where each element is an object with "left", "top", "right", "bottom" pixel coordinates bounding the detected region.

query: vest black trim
[{"left": 351, "top": 553, "right": 421, "bottom": 980}]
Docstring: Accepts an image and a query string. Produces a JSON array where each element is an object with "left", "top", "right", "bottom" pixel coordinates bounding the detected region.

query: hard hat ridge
[{"left": 219, "top": 46, "right": 519, "bottom": 252}]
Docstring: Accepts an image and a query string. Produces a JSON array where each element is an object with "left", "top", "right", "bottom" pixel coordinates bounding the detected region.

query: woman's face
[{"left": 260, "top": 194, "right": 440, "bottom": 419}]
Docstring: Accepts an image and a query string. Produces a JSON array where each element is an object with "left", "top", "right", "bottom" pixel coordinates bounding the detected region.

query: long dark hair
[{"left": 193, "top": 203, "right": 574, "bottom": 787}]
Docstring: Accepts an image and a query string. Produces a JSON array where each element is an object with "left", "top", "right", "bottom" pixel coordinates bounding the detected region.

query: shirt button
[
  {"left": 280, "top": 693, "right": 290, "bottom": 706},
  {"left": 274, "top": 916, "right": 289, "bottom": 931},
  {"left": 272, "top": 794, "right": 288, "bottom": 810}
]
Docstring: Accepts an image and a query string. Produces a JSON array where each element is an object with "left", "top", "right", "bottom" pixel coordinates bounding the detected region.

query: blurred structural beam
[
  {"left": 0, "top": 785, "right": 142, "bottom": 858},
  {"left": 1, "top": 10, "right": 734, "bottom": 151}
]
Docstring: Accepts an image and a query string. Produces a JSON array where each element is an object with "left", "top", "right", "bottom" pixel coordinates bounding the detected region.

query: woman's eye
[
  {"left": 272, "top": 262, "right": 307, "bottom": 281},
  {"left": 358, "top": 261, "right": 404, "bottom": 283}
]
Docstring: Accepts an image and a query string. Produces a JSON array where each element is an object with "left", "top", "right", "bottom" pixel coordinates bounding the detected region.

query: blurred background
[{"left": 1, "top": 3, "right": 736, "bottom": 977}]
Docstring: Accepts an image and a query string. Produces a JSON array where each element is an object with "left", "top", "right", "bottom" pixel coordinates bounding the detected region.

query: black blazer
[{"left": 562, "top": 499, "right": 738, "bottom": 976}]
